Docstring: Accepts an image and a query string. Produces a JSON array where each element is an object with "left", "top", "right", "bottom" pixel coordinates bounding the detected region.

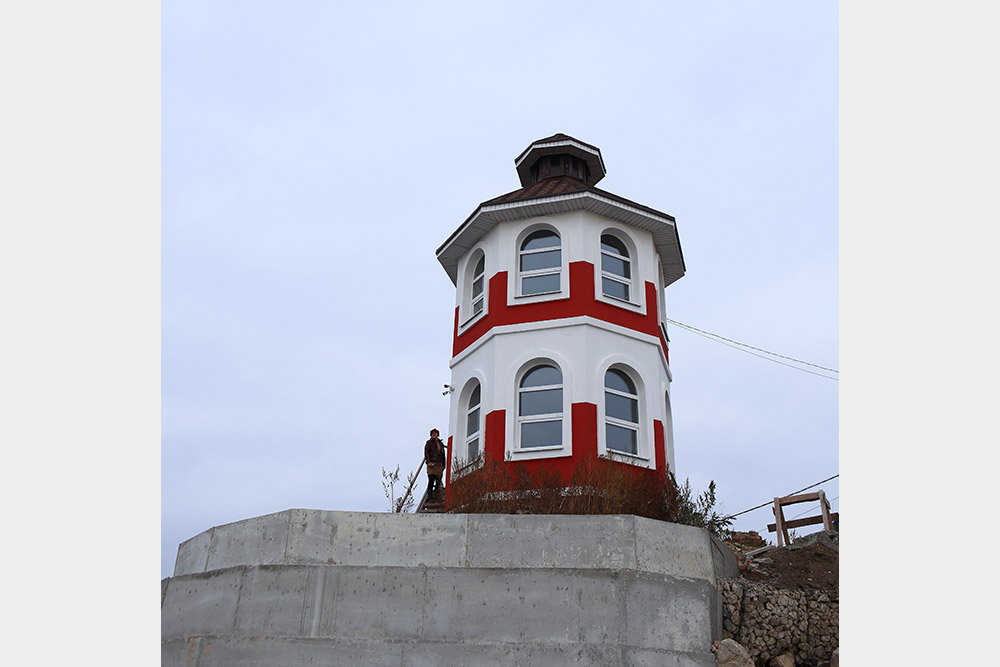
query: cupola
[{"left": 514, "top": 133, "right": 607, "bottom": 187}]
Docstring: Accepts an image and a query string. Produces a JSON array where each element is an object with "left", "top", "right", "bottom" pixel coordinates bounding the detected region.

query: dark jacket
[{"left": 424, "top": 437, "right": 446, "bottom": 475}]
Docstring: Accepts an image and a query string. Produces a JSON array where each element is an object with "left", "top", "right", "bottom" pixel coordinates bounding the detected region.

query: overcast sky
[{"left": 162, "top": 1, "right": 839, "bottom": 578}]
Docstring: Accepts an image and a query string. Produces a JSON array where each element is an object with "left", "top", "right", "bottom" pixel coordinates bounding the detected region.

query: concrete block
[
  {"left": 161, "top": 567, "right": 243, "bottom": 640},
  {"left": 284, "top": 509, "right": 468, "bottom": 568},
  {"left": 621, "top": 646, "right": 717, "bottom": 667},
  {"left": 231, "top": 565, "right": 312, "bottom": 637},
  {"left": 422, "top": 567, "right": 624, "bottom": 646},
  {"left": 624, "top": 571, "right": 715, "bottom": 652},
  {"left": 329, "top": 566, "right": 427, "bottom": 641},
  {"left": 173, "top": 526, "right": 212, "bottom": 576},
  {"left": 633, "top": 516, "right": 716, "bottom": 581},
  {"left": 401, "top": 641, "right": 623, "bottom": 667},
  {"left": 163, "top": 636, "right": 406, "bottom": 667},
  {"left": 465, "top": 514, "right": 636, "bottom": 570},
  {"left": 204, "top": 510, "right": 292, "bottom": 573}
]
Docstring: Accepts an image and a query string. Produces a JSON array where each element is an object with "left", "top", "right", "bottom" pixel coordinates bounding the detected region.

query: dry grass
[{"left": 446, "top": 454, "right": 680, "bottom": 522}]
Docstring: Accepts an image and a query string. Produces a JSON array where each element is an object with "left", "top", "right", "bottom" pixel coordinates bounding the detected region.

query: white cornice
[{"left": 436, "top": 191, "right": 685, "bottom": 288}]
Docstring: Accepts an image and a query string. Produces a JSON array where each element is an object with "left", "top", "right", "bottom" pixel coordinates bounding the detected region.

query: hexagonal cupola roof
[{"left": 514, "top": 133, "right": 607, "bottom": 187}]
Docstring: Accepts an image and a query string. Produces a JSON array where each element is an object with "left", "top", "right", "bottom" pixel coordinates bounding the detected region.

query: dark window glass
[
  {"left": 521, "top": 249, "right": 561, "bottom": 272},
  {"left": 468, "top": 437, "right": 479, "bottom": 460},
  {"left": 601, "top": 235, "right": 629, "bottom": 257},
  {"left": 473, "top": 299, "right": 483, "bottom": 315},
  {"left": 466, "top": 407, "right": 480, "bottom": 435},
  {"left": 473, "top": 276, "right": 484, "bottom": 295},
  {"left": 522, "top": 230, "right": 560, "bottom": 251},
  {"left": 470, "top": 384, "right": 481, "bottom": 406},
  {"left": 520, "top": 388, "right": 562, "bottom": 416},
  {"left": 605, "top": 392, "right": 638, "bottom": 423},
  {"left": 601, "top": 254, "right": 630, "bottom": 278},
  {"left": 474, "top": 255, "right": 484, "bottom": 276},
  {"left": 605, "top": 369, "right": 636, "bottom": 394},
  {"left": 606, "top": 423, "right": 637, "bottom": 455},
  {"left": 521, "top": 420, "right": 562, "bottom": 448},
  {"left": 602, "top": 277, "right": 629, "bottom": 301},
  {"left": 522, "top": 273, "right": 560, "bottom": 295},
  {"left": 522, "top": 365, "right": 562, "bottom": 388}
]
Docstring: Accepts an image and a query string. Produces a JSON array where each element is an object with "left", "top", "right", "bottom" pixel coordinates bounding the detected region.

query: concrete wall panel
[
  {"left": 231, "top": 564, "right": 312, "bottom": 638},
  {"left": 172, "top": 525, "right": 212, "bottom": 576},
  {"left": 329, "top": 566, "right": 427, "bottom": 641},
  {"left": 465, "top": 514, "right": 636, "bottom": 570},
  {"left": 633, "top": 516, "right": 717, "bottom": 582},
  {"left": 624, "top": 571, "right": 715, "bottom": 652},
  {"left": 164, "top": 636, "right": 406, "bottom": 667},
  {"left": 161, "top": 567, "right": 243, "bottom": 640},
  {"left": 203, "top": 511, "right": 292, "bottom": 573},
  {"left": 422, "top": 567, "right": 624, "bottom": 646},
  {"left": 283, "top": 510, "right": 470, "bottom": 568}
]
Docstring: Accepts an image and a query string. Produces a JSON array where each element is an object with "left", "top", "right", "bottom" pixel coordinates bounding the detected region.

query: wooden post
[
  {"left": 773, "top": 497, "right": 788, "bottom": 547},
  {"left": 818, "top": 489, "right": 832, "bottom": 530}
]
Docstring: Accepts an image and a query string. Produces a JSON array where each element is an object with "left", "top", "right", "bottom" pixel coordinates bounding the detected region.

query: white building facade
[{"left": 436, "top": 134, "right": 685, "bottom": 486}]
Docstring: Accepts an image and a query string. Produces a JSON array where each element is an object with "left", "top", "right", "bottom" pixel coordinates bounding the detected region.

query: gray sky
[{"left": 162, "top": 1, "right": 838, "bottom": 578}]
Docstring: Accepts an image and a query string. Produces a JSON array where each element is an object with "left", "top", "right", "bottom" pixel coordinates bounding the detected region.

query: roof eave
[{"left": 436, "top": 192, "right": 685, "bottom": 287}]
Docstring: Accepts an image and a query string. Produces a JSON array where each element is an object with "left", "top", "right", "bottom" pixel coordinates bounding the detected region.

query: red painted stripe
[
  {"left": 445, "top": 435, "right": 454, "bottom": 486},
  {"left": 653, "top": 419, "right": 666, "bottom": 474},
  {"left": 453, "top": 261, "right": 668, "bottom": 363}
]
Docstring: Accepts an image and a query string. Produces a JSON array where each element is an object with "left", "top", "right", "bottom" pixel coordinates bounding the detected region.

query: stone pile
[{"left": 719, "top": 578, "right": 838, "bottom": 666}]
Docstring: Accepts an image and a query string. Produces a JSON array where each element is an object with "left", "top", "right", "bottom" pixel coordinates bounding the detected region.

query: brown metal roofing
[
  {"left": 513, "top": 133, "right": 603, "bottom": 166},
  {"left": 482, "top": 176, "right": 675, "bottom": 223},
  {"left": 483, "top": 175, "right": 590, "bottom": 205}
]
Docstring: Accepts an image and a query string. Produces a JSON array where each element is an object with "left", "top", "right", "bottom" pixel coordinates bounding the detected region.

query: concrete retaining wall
[{"left": 163, "top": 510, "right": 737, "bottom": 666}]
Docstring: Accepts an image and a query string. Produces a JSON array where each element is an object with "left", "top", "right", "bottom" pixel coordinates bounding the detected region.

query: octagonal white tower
[{"left": 436, "top": 134, "right": 685, "bottom": 487}]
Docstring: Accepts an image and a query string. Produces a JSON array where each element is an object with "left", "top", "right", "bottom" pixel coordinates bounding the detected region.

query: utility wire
[
  {"left": 666, "top": 318, "right": 838, "bottom": 380},
  {"left": 790, "top": 496, "right": 838, "bottom": 521},
  {"left": 726, "top": 474, "right": 840, "bottom": 519}
]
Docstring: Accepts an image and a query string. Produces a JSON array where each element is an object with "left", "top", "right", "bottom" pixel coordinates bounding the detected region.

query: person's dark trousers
[{"left": 428, "top": 474, "right": 441, "bottom": 497}]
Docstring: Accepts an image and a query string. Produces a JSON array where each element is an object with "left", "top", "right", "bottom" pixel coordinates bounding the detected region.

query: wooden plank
[
  {"left": 767, "top": 512, "right": 840, "bottom": 532},
  {"left": 776, "top": 492, "right": 823, "bottom": 506}
]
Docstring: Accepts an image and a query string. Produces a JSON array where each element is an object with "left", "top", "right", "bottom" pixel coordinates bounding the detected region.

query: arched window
[
  {"left": 518, "top": 364, "right": 563, "bottom": 448},
  {"left": 605, "top": 368, "right": 639, "bottom": 455},
  {"left": 519, "top": 230, "right": 561, "bottom": 296},
  {"left": 471, "top": 255, "right": 485, "bottom": 317},
  {"left": 601, "top": 234, "right": 631, "bottom": 301},
  {"left": 465, "top": 382, "right": 481, "bottom": 463}
]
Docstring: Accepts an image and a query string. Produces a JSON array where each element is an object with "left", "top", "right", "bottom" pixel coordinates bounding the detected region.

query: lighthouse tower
[{"left": 437, "top": 134, "right": 685, "bottom": 489}]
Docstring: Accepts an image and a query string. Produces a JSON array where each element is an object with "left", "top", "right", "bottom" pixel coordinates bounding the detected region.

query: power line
[
  {"left": 790, "top": 496, "right": 838, "bottom": 521},
  {"left": 727, "top": 474, "right": 840, "bottom": 519},
  {"left": 666, "top": 318, "right": 838, "bottom": 380}
]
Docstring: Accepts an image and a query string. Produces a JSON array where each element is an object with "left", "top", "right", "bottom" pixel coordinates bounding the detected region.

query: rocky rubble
[{"left": 717, "top": 530, "right": 838, "bottom": 666}]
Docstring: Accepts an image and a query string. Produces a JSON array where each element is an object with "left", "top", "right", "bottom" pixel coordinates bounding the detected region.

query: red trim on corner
[
  {"left": 453, "top": 261, "right": 669, "bottom": 361},
  {"left": 484, "top": 409, "right": 506, "bottom": 464},
  {"left": 445, "top": 435, "right": 454, "bottom": 486},
  {"left": 653, "top": 419, "right": 666, "bottom": 474}
]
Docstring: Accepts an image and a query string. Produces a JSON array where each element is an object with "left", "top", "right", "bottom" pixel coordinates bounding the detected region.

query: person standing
[{"left": 424, "top": 428, "right": 446, "bottom": 499}]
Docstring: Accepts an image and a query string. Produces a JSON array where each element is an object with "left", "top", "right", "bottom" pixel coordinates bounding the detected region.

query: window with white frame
[
  {"left": 471, "top": 255, "right": 485, "bottom": 317},
  {"left": 605, "top": 368, "right": 639, "bottom": 455},
  {"left": 518, "top": 364, "right": 563, "bottom": 448},
  {"left": 465, "top": 382, "right": 481, "bottom": 463},
  {"left": 519, "top": 230, "right": 561, "bottom": 296},
  {"left": 600, "top": 234, "right": 631, "bottom": 301}
]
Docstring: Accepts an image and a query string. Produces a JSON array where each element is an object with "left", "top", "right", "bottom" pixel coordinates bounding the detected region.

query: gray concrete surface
[
  {"left": 173, "top": 510, "right": 737, "bottom": 583},
  {"left": 164, "top": 511, "right": 736, "bottom": 666}
]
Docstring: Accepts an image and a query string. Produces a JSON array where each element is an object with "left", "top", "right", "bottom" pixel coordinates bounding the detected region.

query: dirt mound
[{"left": 726, "top": 530, "right": 839, "bottom": 591}]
